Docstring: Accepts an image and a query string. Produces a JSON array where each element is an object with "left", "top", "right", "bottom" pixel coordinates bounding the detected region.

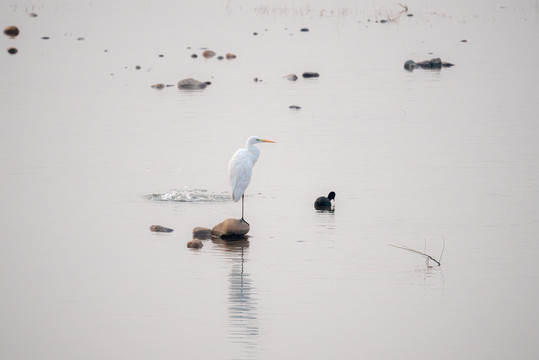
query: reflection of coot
[{"left": 314, "top": 191, "right": 336, "bottom": 210}]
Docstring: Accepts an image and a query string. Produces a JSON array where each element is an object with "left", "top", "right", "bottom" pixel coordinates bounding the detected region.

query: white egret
[
  {"left": 228, "top": 136, "right": 275, "bottom": 222},
  {"left": 314, "top": 191, "right": 336, "bottom": 211}
]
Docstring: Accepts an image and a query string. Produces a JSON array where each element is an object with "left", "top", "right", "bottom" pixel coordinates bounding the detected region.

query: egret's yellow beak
[{"left": 259, "top": 139, "right": 276, "bottom": 143}]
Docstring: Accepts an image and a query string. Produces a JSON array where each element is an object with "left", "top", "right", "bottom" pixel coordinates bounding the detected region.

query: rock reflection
[{"left": 212, "top": 238, "right": 258, "bottom": 357}]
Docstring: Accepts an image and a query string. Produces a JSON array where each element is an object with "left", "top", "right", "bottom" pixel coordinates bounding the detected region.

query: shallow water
[{"left": 1, "top": 1, "right": 539, "bottom": 359}]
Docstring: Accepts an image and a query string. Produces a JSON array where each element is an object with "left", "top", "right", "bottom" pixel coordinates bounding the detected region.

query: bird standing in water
[
  {"left": 228, "top": 136, "right": 275, "bottom": 222},
  {"left": 314, "top": 191, "right": 336, "bottom": 211}
]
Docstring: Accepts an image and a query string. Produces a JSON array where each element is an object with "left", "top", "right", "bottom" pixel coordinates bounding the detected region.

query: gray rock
[
  {"left": 289, "top": 105, "right": 301, "bottom": 110},
  {"left": 192, "top": 227, "right": 212, "bottom": 240},
  {"left": 211, "top": 218, "right": 250, "bottom": 239},
  {"left": 404, "top": 58, "right": 454, "bottom": 71},
  {"left": 178, "top": 78, "right": 207, "bottom": 89},
  {"left": 7, "top": 47, "right": 17, "bottom": 55},
  {"left": 303, "top": 72, "right": 320, "bottom": 78},
  {"left": 150, "top": 225, "right": 174, "bottom": 233}
]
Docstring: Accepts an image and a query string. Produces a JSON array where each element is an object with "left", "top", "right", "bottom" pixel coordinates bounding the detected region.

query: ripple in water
[{"left": 146, "top": 188, "right": 231, "bottom": 202}]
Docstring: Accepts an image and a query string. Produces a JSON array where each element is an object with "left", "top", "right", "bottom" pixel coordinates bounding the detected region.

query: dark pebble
[
  {"left": 7, "top": 47, "right": 18, "bottom": 55},
  {"left": 289, "top": 105, "right": 301, "bottom": 110},
  {"left": 300, "top": 28, "right": 309, "bottom": 32},
  {"left": 191, "top": 54, "right": 198, "bottom": 58},
  {"left": 302, "top": 72, "right": 320, "bottom": 78}
]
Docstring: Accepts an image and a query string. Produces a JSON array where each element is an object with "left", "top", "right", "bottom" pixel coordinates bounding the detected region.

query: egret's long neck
[{"left": 247, "top": 143, "right": 260, "bottom": 164}]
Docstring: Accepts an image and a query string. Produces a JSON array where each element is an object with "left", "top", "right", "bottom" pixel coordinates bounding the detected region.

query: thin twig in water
[
  {"left": 439, "top": 235, "right": 446, "bottom": 263},
  {"left": 389, "top": 243, "right": 441, "bottom": 266}
]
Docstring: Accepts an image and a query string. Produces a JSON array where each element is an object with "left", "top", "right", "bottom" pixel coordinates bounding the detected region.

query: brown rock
[
  {"left": 4, "top": 26, "right": 19, "bottom": 38},
  {"left": 211, "top": 218, "right": 250, "bottom": 239},
  {"left": 192, "top": 227, "right": 212, "bottom": 240},
  {"left": 202, "top": 50, "right": 216, "bottom": 58},
  {"left": 187, "top": 238, "right": 203, "bottom": 248},
  {"left": 226, "top": 53, "right": 236, "bottom": 59}
]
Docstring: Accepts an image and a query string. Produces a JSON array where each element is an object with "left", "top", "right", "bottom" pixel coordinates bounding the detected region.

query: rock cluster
[{"left": 404, "top": 58, "right": 454, "bottom": 71}]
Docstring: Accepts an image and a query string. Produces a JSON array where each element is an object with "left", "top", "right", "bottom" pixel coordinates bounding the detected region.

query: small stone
[
  {"left": 77, "top": 37, "right": 85, "bottom": 41},
  {"left": 211, "top": 218, "right": 250, "bottom": 239},
  {"left": 404, "top": 60, "right": 416, "bottom": 70},
  {"left": 41, "top": 36, "right": 50, "bottom": 40},
  {"left": 407, "top": 13, "right": 414, "bottom": 17},
  {"left": 461, "top": 39, "right": 467, "bottom": 43},
  {"left": 178, "top": 78, "right": 207, "bottom": 89},
  {"left": 191, "top": 54, "right": 198, "bottom": 58},
  {"left": 193, "top": 227, "right": 212, "bottom": 240},
  {"left": 158, "top": 54, "right": 164, "bottom": 57},
  {"left": 226, "top": 53, "right": 236, "bottom": 59},
  {"left": 151, "top": 83, "right": 165, "bottom": 89},
  {"left": 380, "top": 19, "right": 388, "bottom": 23},
  {"left": 4, "top": 26, "right": 19, "bottom": 38},
  {"left": 300, "top": 28, "right": 309, "bottom": 32},
  {"left": 187, "top": 238, "right": 203, "bottom": 248},
  {"left": 135, "top": 65, "right": 141, "bottom": 70},
  {"left": 284, "top": 74, "right": 298, "bottom": 81},
  {"left": 29, "top": 13, "right": 38, "bottom": 17},
  {"left": 7, "top": 47, "right": 18, "bottom": 55},
  {"left": 289, "top": 105, "right": 301, "bottom": 110},
  {"left": 302, "top": 72, "right": 320, "bottom": 78},
  {"left": 150, "top": 225, "right": 174, "bottom": 232},
  {"left": 217, "top": 56, "right": 224, "bottom": 60},
  {"left": 253, "top": 32, "right": 258, "bottom": 36}
]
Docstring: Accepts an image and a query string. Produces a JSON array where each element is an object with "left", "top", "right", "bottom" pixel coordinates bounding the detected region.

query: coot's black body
[{"left": 314, "top": 191, "right": 336, "bottom": 210}]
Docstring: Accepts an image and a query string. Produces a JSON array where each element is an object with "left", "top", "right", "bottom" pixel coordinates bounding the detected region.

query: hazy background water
[{"left": 1, "top": 1, "right": 538, "bottom": 359}]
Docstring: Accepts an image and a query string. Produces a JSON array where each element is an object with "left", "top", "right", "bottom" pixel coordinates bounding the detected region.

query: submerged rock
[
  {"left": 187, "top": 238, "right": 203, "bottom": 248},
  {"left": 211, "top": 218, "right": 250, "bottom": 239},
  {"left": 284, "top": 73, "right": 298, "bottom": 81},
  {"left": 404, "top": 58, "right": 454, "bottom": 71},
  {"left": 178, "top": 78, "right": 207, "bottom": 89},
  {"left": 4, "top": 26, "right": 19, "bottom": 38},
  {"left": 150, "top": 225, "right": 174, "bottom": 233},
  {"left": 192, "top": 227, "right": 212, "bottom": 240},
  {"left": 303, "top": 72, "right": 320, "bottom": 78}
]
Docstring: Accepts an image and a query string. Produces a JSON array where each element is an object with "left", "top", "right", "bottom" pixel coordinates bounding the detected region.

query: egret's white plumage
[{"left": 228, "top": 136, "right": 275, "bottom": 219}]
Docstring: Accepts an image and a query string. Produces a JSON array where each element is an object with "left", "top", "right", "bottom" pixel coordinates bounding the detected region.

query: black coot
[{"left": 314, "top": 191, "right": 336, "bottom": 210}]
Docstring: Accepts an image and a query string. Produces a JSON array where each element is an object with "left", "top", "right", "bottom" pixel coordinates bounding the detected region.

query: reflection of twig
[{"left": 389, "top": 238, "right": 443, "bottom": 266}]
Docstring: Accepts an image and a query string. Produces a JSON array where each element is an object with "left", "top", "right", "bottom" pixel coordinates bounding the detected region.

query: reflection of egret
[
  {"left": 212, "top": 238, "right": 258, "bottom": 358},
  {"left": 314, "top": 191, "right": 336, "bottom": 211},
  {"left": 228, "top": 136, "right": 275, "bottom": 222}
]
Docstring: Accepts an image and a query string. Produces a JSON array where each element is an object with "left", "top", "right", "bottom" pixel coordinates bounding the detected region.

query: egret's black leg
[{"left": 241, "top": 195, "right": 250, "bottom": 226}]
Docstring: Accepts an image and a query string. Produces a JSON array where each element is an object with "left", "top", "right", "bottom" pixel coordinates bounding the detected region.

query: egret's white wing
[{"left": 228, "top": 149, "right": 255, "bottom": 202}]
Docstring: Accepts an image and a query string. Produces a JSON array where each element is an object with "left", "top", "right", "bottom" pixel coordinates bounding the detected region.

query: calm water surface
[{"left": 1, "top": 1, "right": 538, "bottom": 359}]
